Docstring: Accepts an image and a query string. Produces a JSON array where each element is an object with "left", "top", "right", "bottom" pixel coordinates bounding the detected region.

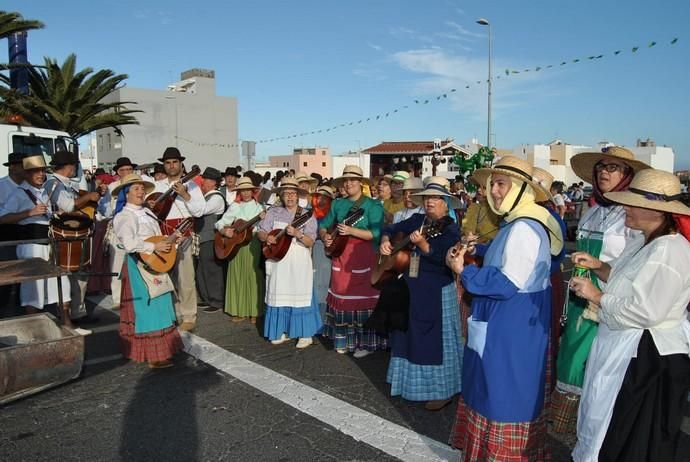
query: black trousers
[
  {"left": 195, "top": 241, "right": 225, "bottom": 309},
  {"left": 599, "top": 330, "right": 690, "bottom": 462}
]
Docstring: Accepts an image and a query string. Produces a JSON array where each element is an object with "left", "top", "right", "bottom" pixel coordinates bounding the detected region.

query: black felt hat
[
  {"left": 114, "top": 156, "right": 137, "bottom": 171},
  {"left": 49, "top": 150, "right": 78, "bottom": 166},
  {"left": 158, "top": 147, "right": 185, "bottom": 162},
  {"left": 223, "top": 167, "right": 241, "bottom": 178},
  {"left": 201, "top": 167, "right": 222, "bottom": 181},
  {"left": 3, "top": 152, "right": 24, "bottom": 167},
  {"left": 152, "top": 163, "right": 166, "bottom": 174}
]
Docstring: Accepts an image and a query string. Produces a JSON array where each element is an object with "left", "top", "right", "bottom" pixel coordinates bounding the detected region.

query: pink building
[{"left": 269, "top": 147, "right": 331, "bottom": 177}]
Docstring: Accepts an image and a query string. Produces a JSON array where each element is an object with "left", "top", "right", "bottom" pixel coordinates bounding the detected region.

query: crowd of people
[{"left": 0, "top": 144, "right": 688, "bottom": 461}]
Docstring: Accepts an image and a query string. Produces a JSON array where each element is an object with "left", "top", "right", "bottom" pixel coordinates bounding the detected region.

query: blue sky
[{"left": 6, "top": 0, "right": 690, "bottom": 169}]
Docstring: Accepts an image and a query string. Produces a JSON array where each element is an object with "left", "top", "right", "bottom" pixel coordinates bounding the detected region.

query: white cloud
[
  {"left": 368, "top": 42, "right": 383, "bottom": 52},
  {"left": 444, "top": 21, "right": 484, "bottom": 39}
]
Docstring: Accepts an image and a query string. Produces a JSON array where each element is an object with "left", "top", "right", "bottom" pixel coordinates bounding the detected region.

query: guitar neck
[
  {"left": 236, "top": 211, "right": 264, "bottom": 232},
  {"left": 156, "top": 168, "right": 201, "bottom": 205},
  {"left": 391, "top": 235, "right": 412, "bottom": 254}
]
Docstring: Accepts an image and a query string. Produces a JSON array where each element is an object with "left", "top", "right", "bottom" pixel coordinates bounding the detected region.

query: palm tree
[
  {"left": 0, "top": 10, "right": 44, "bottom": 40},
  {"left": 0, "top": 53, "right": 140, "bottom": 139}
]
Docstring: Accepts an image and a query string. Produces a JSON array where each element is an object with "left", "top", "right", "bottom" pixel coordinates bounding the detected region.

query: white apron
[
  {"left": 17, "top": 243, "right": 72, "bottom": 309},
  {"left": 264, "top": 220, "right": 313, "bottom": 308}
]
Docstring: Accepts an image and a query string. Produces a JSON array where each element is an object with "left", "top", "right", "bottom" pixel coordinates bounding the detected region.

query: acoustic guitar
[
  {"left": 370, "top": 220, "right": 447, "bottom": 289},
  {"left": 214, "top": 209, "right": 265, "bottom": 260},
  {"left": 323, "top": 208, "right": 366, "bottom": 257},
  {"left": 138, "top": 218, "right": 193, "bottom": 273},
  {"left": 78, "top": 190, "right": 98, "bottom": 219},
  {"left": 146, "top": 166, "right": 201, "bottom": 220},
  {"left": 262, "top": 209, "right": 314, "bottom": 261}
]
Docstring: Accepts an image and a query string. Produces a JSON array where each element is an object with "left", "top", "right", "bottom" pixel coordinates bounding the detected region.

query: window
[
  {"left": 321, "top": 150, "right": 326, "bottom": 155},
  {"left": 107, "top": 133, "right": 112, "bottom": 150},
  {"left": 322, "top": 162, "right": 326, "bottom": 167},
  {"left": 303, "top": 162, "right": 308, "bottom": 167}
]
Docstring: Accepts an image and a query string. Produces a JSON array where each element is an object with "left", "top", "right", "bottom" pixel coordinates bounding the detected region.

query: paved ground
[{"left": 1, "top": 290, "right": 688, "bottom": 461}]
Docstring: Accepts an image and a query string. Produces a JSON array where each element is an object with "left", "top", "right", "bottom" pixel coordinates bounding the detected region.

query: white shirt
[
  {"left": 393, "top": 206, "right": 424, "bottom": 224},
  {"left": 154, "top": 178, "right": 205, "bottom": 219},
  {"left": 600, "top": 233, "right": 690, "bottom": 355},
  {"left": 45, "top": 173, "right": 77, "bottom": 213},
  {"left": 552, "top": 193, "right": 566, "bottom": 207},
  {"left": 203, "top": 190, "right": 226, "bottom": 215},
  {"left": 224, "top": 188, "right": 237, "bottom": 205},
  {"left": 2, "top": 181, "right": 52, "bottom": 225},
  {"left": 112, "top": 204, "right": 161, "bottom": 254}
]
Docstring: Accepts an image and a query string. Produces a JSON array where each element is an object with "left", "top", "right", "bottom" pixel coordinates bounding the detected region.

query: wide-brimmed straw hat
[
  {"left": 401, "top": 177, "right": 424, "bottom": 192},
  {"left": 531, "top": 167, "right": 555, "bottom": 202},
  {"left": 22, "top": 155, "right": 47, "bottom": 170},
  {"left": 314, "top": 185, "right": 336, "bottom": 199},
  {"left": 111, "top": 173, "right": 155, "bottom": 196},
  {"left": 570, "top": 146, "right": 650, "bottom": 185},
  {"left": 294, "top": 171, "right": 319, "bottom": 185},
  {"left": 332, "top": 165, "right": 371, "bottom": 188},
  {"left": 232, "top": 176, "right": 258, "bottom": 191},
  {"left": 472, "top": 156, "right": 549, "bottom": 203},
  {"left": 273, "top": 177, "right": 309, "bottom": 195},
  {"left": 604, "top": 169, "right": 690, "bottom": 216},
  {"left": 411, "top": 176, "right": 463, "bottom": 209}
]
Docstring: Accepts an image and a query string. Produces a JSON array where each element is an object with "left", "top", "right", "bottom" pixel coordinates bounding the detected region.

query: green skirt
[{"left": 224, "top": 238, "right": 264, "bottom": 317}]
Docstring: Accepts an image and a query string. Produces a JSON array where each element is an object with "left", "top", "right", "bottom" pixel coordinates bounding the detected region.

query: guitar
[
  {"left": 138, "top": 218, "right": 194, "bottom": 273},
  {"left": 370, "top": 219, "right": 447, "bottom": 289},
  {"left": 262, "top": 209, "right": 314, "bottom": 261},
  {"left": 214, "top": 209, "right": 265, "bottom": 260},
  {"left": 78, "top": 190, "right": 98, "bottom": 219},
  {"left": 323, "top": 208, "right": 366, "bottom": 257},
  {"left": 146, "top": 166, "right": 201, "bottom": 220}
]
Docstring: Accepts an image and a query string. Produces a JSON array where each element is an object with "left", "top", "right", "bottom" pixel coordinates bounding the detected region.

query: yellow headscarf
[{"left": 487, "top": 176, "right": 564, "bottom": 256}]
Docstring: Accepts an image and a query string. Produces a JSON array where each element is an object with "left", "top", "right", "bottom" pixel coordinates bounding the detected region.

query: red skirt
[
  {"left": 86, "top": 219, "right": 112, "bottom": 293},
  {"left": 450, "top": 397, "right": 551, "bottom": 462},
  {"left": 118, "top": 259, "right": 183, "bottom": 363}
]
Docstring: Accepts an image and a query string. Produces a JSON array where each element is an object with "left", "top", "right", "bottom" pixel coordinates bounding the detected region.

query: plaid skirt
[
  {"left": 387, "top": 283, "right": 463, "bottom": 401},
  {"left": 323, "top": 306, "right": 388, "bottom": 352},
  {"left": 550, "top": 387, "right": 579, "bottom": 434},
  {"left": 119, "top": 257, "right": 184, "bottom": 363},
  {"left": 450, "top": 397, "right": 551, "bottom": 462}
]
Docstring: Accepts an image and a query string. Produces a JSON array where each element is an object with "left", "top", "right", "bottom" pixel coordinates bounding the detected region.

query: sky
[{"left": 6, "top": 0, "right": 690, "bottom": 169}]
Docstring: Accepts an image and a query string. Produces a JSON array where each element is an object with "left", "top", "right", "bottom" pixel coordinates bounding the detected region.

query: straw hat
[
  {"left": 294, "top": 171, "right": 319, "bottom": 185},
  {"left": 22, "top": 155, "right": 47, "bottom": 170},
  {"left": 314, "top": 184, "right": 336, "bottom": 199},
  {"left": 332, "top": 165, "right": 371, "bottom": 187},
  {"left": 401, "top": 177, "right": 424, "bottom": 192},
  {"left": 232, "top": 176, "right": 259, "bottom": 191},
  {"left": 570, "top": 146, "right": 650, "bottom": 185},
  {"left": 111, "top": 173, "right": 155, "bottom": 196},
  {"left": 273, "top": 177, "right": 309, "bottom": 195},
  {"left": 411, "top": 176, "right": 463, "bottom": 209},
  {"left": 604, "top": 169, "right": 690, "bottom": 216},
  {"left": 472, "top": 156, "right": 549, "bottom": 203},
  {"left": 531, "top": 167, "right": 555, "bottom": 202}
]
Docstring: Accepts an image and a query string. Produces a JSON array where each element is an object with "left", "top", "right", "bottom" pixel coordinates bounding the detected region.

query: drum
[{"left": 49, "top": 213, "right": 93, "bottom": 271}]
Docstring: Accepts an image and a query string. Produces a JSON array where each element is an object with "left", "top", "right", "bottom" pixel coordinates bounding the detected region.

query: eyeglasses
[{"left": 594, "top": 162, "right": 628, "bottom": 173}]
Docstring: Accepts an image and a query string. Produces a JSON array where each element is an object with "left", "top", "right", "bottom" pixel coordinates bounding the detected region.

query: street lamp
[{"left": 476, "top": 18, "right": 492, "bottom": 149}]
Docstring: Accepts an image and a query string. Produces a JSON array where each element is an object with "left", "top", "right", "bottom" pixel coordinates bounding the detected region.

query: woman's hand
[
  {"left": 222, "top": 226, "right": 235, "bottom": 238},
  {"left": 336, "top": 223, "right": 351, "bottom": 236},
  {"left": 569, "top": 276, "right": 602, "bottom": 304},
  {"left": 154, "top": 239, "right": 173, "bottom": 253},
  {"left": 322, "top": 233, "right": 333, "bottom": 247},
  {"left": 446, "top": 244, "right": 466, "bottom": 275},
  {"left": 409, "top": 230, "right": 427, "bottom": 245},
  {"left": 461, "top": 232, "right": 478, "bottom": 255},
  {"left": 286, "top": 225, "right": 299, "bottom": 237},
  {"left": 380, "top": 239, "right": 393, "bottom": 255},
  {"left": 266, "top": 233, "right": 278, "bottom": 245},
  {"left": 571, "top": 252, "right": 602, "bottom": 270}
]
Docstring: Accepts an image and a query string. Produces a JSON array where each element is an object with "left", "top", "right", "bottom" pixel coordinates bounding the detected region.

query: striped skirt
[{"left": 386, "top": 283, "right": 463, "bottom": 401}]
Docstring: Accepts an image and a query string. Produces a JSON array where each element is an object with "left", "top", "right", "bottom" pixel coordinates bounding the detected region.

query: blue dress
[
  {"left": 461, "top": 218, "right": 552, "bottom": 422},
  {"left": 382, "top": 214, "right": 464, "bottom": 401}
]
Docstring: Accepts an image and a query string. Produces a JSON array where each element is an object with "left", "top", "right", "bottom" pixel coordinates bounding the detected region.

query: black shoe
[
  {"left": 203, "top": 306, "right": 221, "bottom": 313},
  {"left": 197, "top": 302, "right": 209, "bottom": 308}
]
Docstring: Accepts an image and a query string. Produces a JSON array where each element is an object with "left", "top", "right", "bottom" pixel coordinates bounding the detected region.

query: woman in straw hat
[
  {"left": 566, "top": 169, "right": 690, "bottom": 462},
  {"left": 0, "top": 155, "right": 73, "bottom": 325},
  {"left": 319, "top": 165, "right": 386, "bottom": 357},
  {"left": 379, "top": 176, "right": 462, "bottom": 410},
  {"left": 552, "top": 146, "right": 650, "bottom": 433},
  {"left": 111, "top": 174, "right": 183, "bottom": 368},
  {"left": 256, "top": 178, "right": 320, "bottom": 349},
  {"left": 446, "top": 156, "right": 564, "bottom": 460},
  {"left": 215, "top": 177, "right": 266, "bottom": 324}
]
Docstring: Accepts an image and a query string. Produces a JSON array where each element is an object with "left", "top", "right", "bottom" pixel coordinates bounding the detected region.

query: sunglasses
[{"left": 595, "top": 162, "right": 628, "bottom": 173}]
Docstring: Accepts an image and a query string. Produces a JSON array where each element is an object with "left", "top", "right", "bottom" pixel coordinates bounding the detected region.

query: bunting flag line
[{"left": 171, "top": 37, "right": 680, "bottom": 149}]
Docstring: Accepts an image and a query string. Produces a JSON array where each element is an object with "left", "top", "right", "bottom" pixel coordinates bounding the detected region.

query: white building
[{"left": 94, "top": 69, "right": 239, "bottom": 172}]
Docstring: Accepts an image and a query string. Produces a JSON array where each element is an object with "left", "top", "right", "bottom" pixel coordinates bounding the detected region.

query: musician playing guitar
[
  {"left": 150, "top": 147, "right": 205, "bottom": 332},
  {"left": 256, "top": 177, "right": 319, "bottom": 349},
  {"left": 45, "top": 150, "right": 106, "bottom": 327},
  {"left": 378, "top": 176, "right": 462, "bottom": 411},
  {"left": 215, "top": 176, "right": 265, "bottom": 324},
  {"left": 318, "top": 165, "right": 385, "bottom": 358},
  {"left": 112, "top": 173, "right": 183, "bottom": 369}
]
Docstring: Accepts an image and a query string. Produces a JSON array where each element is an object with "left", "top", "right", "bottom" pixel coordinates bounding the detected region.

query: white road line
[{"left": 181, "top": 331, "right": 460, "bottom": 462}]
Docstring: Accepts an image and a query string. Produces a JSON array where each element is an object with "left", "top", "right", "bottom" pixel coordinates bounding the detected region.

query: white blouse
[
  {"left": 112, "top": 204, "right": 162, "bottom": 254},
  {"left": 600, "top": 233, "right": 690, "bottom": 355}
]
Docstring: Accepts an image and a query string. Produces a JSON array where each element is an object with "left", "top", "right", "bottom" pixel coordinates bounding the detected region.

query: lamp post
[{"left": 476, "top": 18, "right": 492, "bottom": 149}]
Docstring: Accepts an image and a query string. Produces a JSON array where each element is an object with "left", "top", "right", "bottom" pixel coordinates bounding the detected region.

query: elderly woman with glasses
[
  {"left": 567, "top": 169, "right": 690, "bottom": 462},
  {"left": 552, "top": 146, "right": 650, "bottom": 434}
]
